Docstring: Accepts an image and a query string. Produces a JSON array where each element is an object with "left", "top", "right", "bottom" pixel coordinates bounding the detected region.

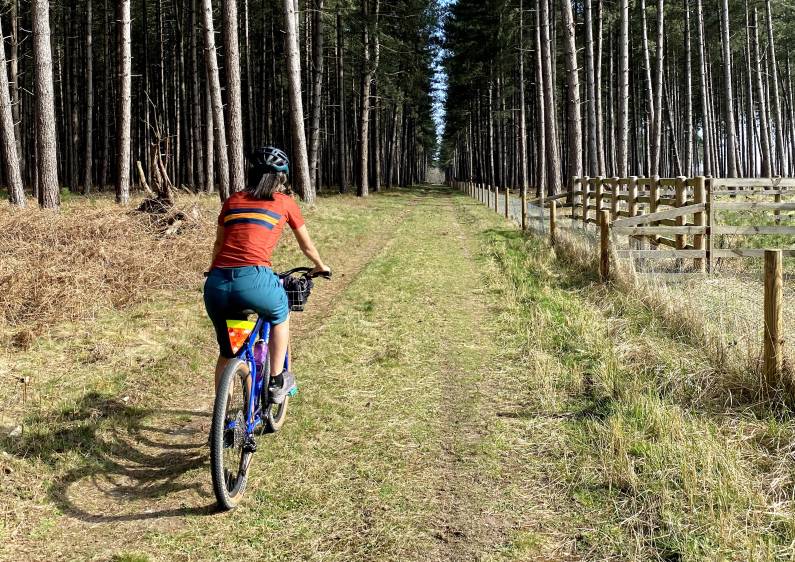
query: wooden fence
[
  {"left": 450, "top": 176, "right": 791, "bottom": 382},
  {"left": 567, "top": 175, "right": 795, "bottom": 273}
]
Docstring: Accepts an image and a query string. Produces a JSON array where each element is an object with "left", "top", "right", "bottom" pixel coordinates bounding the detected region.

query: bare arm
[
  {"left": 292, "top": 225, "right": 329, "bottom": 274},
  {"left": 210, "top": 225, "right": 225, "bottom": 268}
]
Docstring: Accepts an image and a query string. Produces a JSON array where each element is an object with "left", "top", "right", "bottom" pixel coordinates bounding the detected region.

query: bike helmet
[{"left": 251, "top": 146, "right": 290, "bottom": 174}]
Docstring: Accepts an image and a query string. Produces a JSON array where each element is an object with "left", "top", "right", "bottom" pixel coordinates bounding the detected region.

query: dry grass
[
  {"left": 542, "top": 213, "right": 795, "bottom": 410},
  {"left": 0, "top": 195, "right": 216, "bottom": 343}
]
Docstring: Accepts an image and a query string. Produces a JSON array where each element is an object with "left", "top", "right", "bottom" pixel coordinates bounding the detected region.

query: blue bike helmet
[{"left": 251, "top": 146, "right": 290, "bottom": 174}]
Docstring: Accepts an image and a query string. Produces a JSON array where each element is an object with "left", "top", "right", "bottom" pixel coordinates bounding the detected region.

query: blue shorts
[{"left": 203, "top": 266, "right": 289, "bottom": 358}]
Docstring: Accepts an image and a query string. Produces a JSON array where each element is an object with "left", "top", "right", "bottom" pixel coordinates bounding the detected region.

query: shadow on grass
[{"left": 4, "top": 391, "right": 218, "bottom": 522}]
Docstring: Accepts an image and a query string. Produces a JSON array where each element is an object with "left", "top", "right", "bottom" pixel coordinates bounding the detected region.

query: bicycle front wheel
[{"left": 210, "top": 359, "right": 252, "bottom": 510}]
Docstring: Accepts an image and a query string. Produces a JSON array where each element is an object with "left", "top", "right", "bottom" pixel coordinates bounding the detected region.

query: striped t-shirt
[{"left": 212, "top": 192, "right": 305, "bottom": 269}]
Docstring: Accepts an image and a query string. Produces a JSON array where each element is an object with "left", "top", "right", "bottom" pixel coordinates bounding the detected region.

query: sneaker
[{"left": 269, "top": 371, "right": 297, "bottom": 404}]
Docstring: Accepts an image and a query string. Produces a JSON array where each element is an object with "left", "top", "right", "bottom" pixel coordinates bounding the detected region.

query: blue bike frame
[{"left": 228, "top": 318, "right": 289, "bottom": 436}]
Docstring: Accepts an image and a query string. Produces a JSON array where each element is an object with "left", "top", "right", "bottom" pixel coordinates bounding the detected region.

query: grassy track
[{"left": 3, "top": 186, "right": 794, "bottom": 561}]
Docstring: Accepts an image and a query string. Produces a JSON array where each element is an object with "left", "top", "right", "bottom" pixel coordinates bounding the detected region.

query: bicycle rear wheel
[{"left": 210, "top": 359, "right": 252, "bottom": 510}]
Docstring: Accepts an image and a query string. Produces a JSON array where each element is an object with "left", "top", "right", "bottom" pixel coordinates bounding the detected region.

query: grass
[
  {"left": 468, "top": 202, "right": 795, "bottom": 560},
  {"left": 3, "top": 186, "right": 795, "bottom": 560}
]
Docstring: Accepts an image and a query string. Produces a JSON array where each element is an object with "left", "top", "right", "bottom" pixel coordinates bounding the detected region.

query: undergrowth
[{"left": 0, "top": 194, "right": 216, "bottom": 341}]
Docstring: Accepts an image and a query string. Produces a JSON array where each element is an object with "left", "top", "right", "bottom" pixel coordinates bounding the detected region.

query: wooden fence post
[
  {"left": 628, "top": 177, "right": 638, "bottom": 249},
  {"left": 599, "top": 210, "right": 610, "bottom": 281},
  {"left": 775, "top": 192, "right": 782, "bottom": 225},
  {"left": 550, "top": 200, "right": 557, "bottom": 244},
  {"left": 628, "top": 176, "right": 638, "bottom": 218},
  {"left": 693, "top": 176, "right": 706, "bottom": 272},
  {"left": 582, "top": 176, "right": 591, "bottom": 226},
  {"left": 610, "top": 177, "right": 619, "bottom": 221},
  {"left": 675, "top": 176, "right": 687, "bottom": 251},
  {"left": 650, "top": 175, "right": 660, "bottom": 248},
  {"left": 595, "top": 176, "right": 604, "bottom": 215},
  {"left": 706, "top": 177, "right": 714, "bottom": 274},
  {"left": 495, "top": 185, "right": 500, "bottom": 214},
  {"left": 764, "top": 249, "right": 783, "bottom": 385}
]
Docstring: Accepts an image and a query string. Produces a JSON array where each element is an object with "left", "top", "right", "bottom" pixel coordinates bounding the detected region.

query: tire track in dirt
[
  {"left": 424, "top": 193, "right": 507, "bottom": 560},
  {"left": 425, "top": 191, "right": 582, "bottom": 561}
]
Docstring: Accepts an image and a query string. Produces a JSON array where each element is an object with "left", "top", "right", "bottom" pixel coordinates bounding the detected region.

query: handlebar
[
  {"left": 277, "top": 267, "right": 332, "bottom": 280},
  {"left": 203, "top": 267, "right": 332, "bottom": 280}
]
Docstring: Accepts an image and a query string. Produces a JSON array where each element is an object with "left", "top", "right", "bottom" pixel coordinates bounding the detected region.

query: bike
[{"left": 208, "top": 267, "right": 331, "bottom": 510}]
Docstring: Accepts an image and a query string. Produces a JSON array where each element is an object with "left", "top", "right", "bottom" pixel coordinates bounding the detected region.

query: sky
[{"left": 432, "top": 0, "right": 454, "bottom": 147}]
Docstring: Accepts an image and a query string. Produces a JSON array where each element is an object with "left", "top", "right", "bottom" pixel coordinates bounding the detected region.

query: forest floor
[{"left": 2, "top": 186, "right": 795, "bottom": 561}]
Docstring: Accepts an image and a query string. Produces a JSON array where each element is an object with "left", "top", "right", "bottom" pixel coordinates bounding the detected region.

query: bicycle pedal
[{"left": 242, "top": 436, "right": 258, "bottom": 453}]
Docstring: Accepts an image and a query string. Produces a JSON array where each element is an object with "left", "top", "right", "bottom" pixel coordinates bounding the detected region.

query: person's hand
[{"left": 311, "top": 264, "right": 332, "bottom": 278}]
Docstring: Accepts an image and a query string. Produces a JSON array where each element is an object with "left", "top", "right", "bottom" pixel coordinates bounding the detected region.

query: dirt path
[{"left": 7, "top": 188, "right": 580, "bottom": 561}]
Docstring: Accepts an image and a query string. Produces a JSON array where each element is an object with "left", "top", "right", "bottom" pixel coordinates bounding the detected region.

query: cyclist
[{"left": 204, "top": 146, "right": 330, "bottom": 404}]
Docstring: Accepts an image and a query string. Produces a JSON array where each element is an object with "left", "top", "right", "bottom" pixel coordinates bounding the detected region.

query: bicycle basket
[{"left": 282, "top": 274, "right": 314, "bottom": 312}]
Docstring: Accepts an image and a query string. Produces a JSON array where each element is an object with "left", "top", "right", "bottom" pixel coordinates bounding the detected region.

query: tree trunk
[
  {"left": 222, "top": 0, "right": 245, "bottom": 193},
  {"left": 84, "top": 0, "right": 94, "bottom": 193},
  {"left": 540, "top": 0, "right": 560, "bottom": 194},
  {"left": 640, "top": 0, "right": 653, "bottom": 174},
  {"left": 744, "top": 0, "right": 756, "bottom": 177},
  {"left": 115, "top": 0, "right": 131, "bottom": 204},
  {"left": 284, "top": 0, "right": 314, "bottom": 203},
  {"left": 205, "top": 79, "right": 215, "bottom": 193},
  {"left": 100, "top": 0, "right": 110, "bottom": 188},
  {"left": 191, "top": 0, "right": 205, "bottom": 188},
  {"left": 561, "top": 0, "right": 582, "bottom": 180},
  {"left": 357, "top": 0, "right": 372, "bottom": 197},
  {"left": 371, "top": 1, "right": 380, "bottom": 192},
  {"left": 0, "top": 15, "right": 24, "bottom": 207},
  {"left": 201, "top": 0, "right": 230, "bottom": 200},
  {"left": 308, "top": 0, "right": 325, "bottom": 189},
  {"left": 32, "top": 0, "right": 59, "bottom": 208},
  {"left": 594, "top": 0, "right": 604, "bottom": 174},
  {"left": 696, "top": 0, "right": 711, "bottom": 175},
  {"left": 584, "top": 0, "right": 597, "bottom": 175},
  {"left": 336, "top": 7, "right": 347, "bottom": 193},
  {"left": 684, "top": 0, "right": 694, "bottom": 175},
  {"left": 650, "top": 0, "right": 665, "bottom": 175},
  {"left": 243, "top": 0, "right": 254, "bottom": 150},
  {"left": 752, "top": 7, "right": 772, "bottom": 176},
  {"left": 765, "top": 0, "right": 786, "bottom": 174},
  {"left": 617, "top": 0, "right": 629, "bottom": 177},
  {"left": 9, "top": 0, "right": 22, "bottom": 180},
  {"left": 720, "top": 0, "right": 738, "bottom": 177},
  {"left": 534, "top": 2, "right": 545, "bottom": 196},
  {"left": 519, "top": 0, "right": 528, "bottom": 226}
]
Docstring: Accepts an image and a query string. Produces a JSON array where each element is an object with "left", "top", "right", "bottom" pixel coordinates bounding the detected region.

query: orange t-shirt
[{"left": 212, "top": 192, "right": 305, "bottom": 269}]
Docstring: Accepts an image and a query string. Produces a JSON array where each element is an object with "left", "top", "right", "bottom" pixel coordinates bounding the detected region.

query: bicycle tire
[
  {"left": 210, "top": 359, "right": 252, "bottom": 510},
  {"left": 264, "top": 397, "right": 289, "bottom": 433},
  {"left": 259, "top": 350, "right": 290, "bottom": 433}
]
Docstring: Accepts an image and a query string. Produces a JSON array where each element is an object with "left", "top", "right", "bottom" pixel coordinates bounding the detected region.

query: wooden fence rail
[{"left": 562, "top": 175, "right": 795, "bottom": 273}]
